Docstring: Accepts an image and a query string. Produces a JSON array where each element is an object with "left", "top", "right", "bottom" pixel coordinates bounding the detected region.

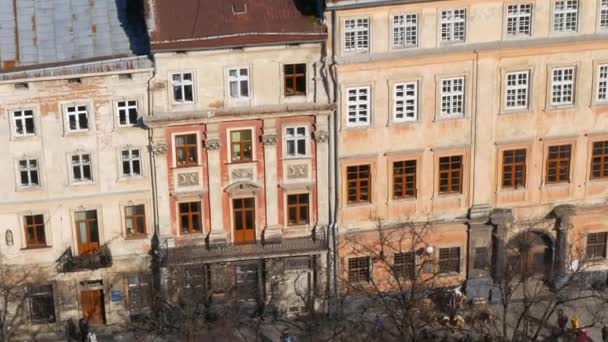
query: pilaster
[
  {"left": 205, "top": 123, "right": 226, "bottom": 244},
  {"left": 262, "top": 119, "right": 281, "bottom": 243},
  {"left": 314, "top": 114, "right": 330, "bottom": 227}
]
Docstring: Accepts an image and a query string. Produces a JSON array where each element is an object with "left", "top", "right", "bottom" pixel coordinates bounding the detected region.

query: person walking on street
[
  {"left": 601, "top": 323, "right": 608, "bottom": 342},
  {"left": 557, "top": 309, "right": 568, "bottom": 334},
  {"left": 78, "top": 317, "right": 90, "bottom": 342}
]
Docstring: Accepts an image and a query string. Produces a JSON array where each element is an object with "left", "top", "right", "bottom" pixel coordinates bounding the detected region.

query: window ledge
[
  {"left": 389, "top": 119, "right": 420, "bottom": 127},
  {"left": 343, "top": 124, "right": 371, "bottom": 131},
  {"left": 434, "top": 193, "right": 463, "bottom": 199},
  {"left": 345, "top": 202, "right": 374, "bottom": 209},
  {"left": 499, "top": 109, "right": 533, "bottom": 116},
  {"left": 16, "top": 185, "right": 43, "bottom": 192},
  {"left": 544, "top": 105, "right": 576, "bottom": 112},
  {"left": 12, "top": 134, "right": 38, "bottom": 141},
  {"left": 433, "top": 116, "right": 467, "bottom": 122},
  {"left": 542, "top": 182, "right": 570, "bottom": 189},
  {"left": 283, "top": 156, "right": 312, "bottom": 161},
  {"left": 172, "top": 164, "right": 202, "bottom": 170},
  {"left": 388, "top": 197, "right": 417, "bottom": 205},
  {"left": 591, "top": 102, "right": 608, "bottom": 110},
  {"left": 226, "top": 160, "right": 257, "bottom": 166},
  {"left": 125, "top": 235, "right": 149, "bottom": 241},
  {"left": 63, "top": 130, "right": 91, "bottom": 137},
  {"left": 21, "top": 245, "right": 52, "bottom": 251},
  {"left": 118, "top": 175, "right": 145, "bottom": 182},
  {"left": 497, "top": 187, "right": 527, "bottom": 194},
  {"left": 285, "top": 224, "right": 310, "bottom": 230},
  {"left": 437, "top": 271, "right": 461, "bottom": 278},
  {"left": 70, "top": 181, "right": 95, "bottom": 186}
]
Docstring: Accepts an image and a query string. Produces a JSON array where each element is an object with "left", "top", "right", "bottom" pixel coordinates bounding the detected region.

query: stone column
[
  {"left": 553, "top": 204, "right": 575, "bottom": 286},
  {"left": 490, "top": 209, "right": 513, "bottom": 283},
  {"left": 262, "top": 119, "right": 281, "bottom": 243},
  {"left": 150, "top": 131, "right": 171, "bottom": 237},
  {"left": 314, "top": 115, "right": 330, "bottom": 228},
  {"left": 205, "top": 123, "right": 226, "bottom": 244},
  {"left": 465, "top": 206, "right": 493, "bottom": 299}
]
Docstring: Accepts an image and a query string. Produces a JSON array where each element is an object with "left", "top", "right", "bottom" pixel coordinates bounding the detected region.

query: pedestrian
[
  {"left": 78, "top": 317, "right": 90, "bottom": 342},
  {"left": 280, "top": 330, "right": 292, "bottom": 342},
  {"left": 571, "top": 314, "right": 580, "bottom": 331},
  {"left": 576, "top": 330, "right": 588, "bottom": 342},
  {"left": 557, "top": 309, "right": 568, "bottom": 333},
  {"left": 602, "top": 324, "right": 608, "bottom": 342}
]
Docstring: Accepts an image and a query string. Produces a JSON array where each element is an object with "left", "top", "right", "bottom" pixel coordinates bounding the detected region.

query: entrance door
[
  {"left": 233, "top": 198, "right": 255, "bottom": 243},
  {"left": 75, "top": 210, "right": 100, "bottom": 255},
  {"left": 80, "top": 289, "right": 105, "bottom": 325}
]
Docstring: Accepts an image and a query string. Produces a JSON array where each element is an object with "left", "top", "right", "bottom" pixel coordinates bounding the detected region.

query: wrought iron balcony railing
[{"left": 56, "top": 245, "right": 113, "bottom": 273}]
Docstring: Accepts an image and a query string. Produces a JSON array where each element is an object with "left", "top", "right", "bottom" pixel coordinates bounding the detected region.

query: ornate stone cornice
[
  {"left": 205, "top": 138, "right": 221, "bottom": 151},
  {"left": 262, "top": 134, "right": 278, "bottom": 146},
  {"left": 314, "top": 130, "right": 329, "bottom": 143}
]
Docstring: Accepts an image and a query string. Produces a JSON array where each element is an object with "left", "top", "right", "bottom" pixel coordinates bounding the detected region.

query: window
[
  {"left": 230, "top": 130, "right": 253, "bottom": 162},
  {"left": 29, "top": 285, "right": 55, "bottom": 323},
  {"left": 75, "top": 210, "right": 99, "bottom": 255},
  {"left": 233, "top": 198, "right": 256, "bottom": 243},
  {"left": 551, "top": 67, "right": 575, "bottom": 106},
  {"left": 440, "top": 9, "right": 466, "bottom": 43},
  {"left": 121, "top": 149, "right": 141, "bottom": 177},
  {"left": 287, "top": 193, "right": 309, "bottom": 226},
  {"left": 19, "top": 159, "right": 39, "bottom": 186},
  {"left": 284, "top": 64, "right": 306, "bottom": 96},
  {"left": 346, "top": 87, "right": 370, "bottom": 127},
  {"left": 179, "top": 202, "right": 202, "bottom": 234},
  {"left": 440, "top": 77, "right": 465, "bottom": 118},
  {"left": 473, "top": 247, "right": 489, "bottom": 270},
  {"left": 13, "top": 110, "right": 35, "bottom": 136},
  {"left": 117, "top": 100, "right": 138, "bottom": 127},
  {"left": 601, "top": 0, "right": 608, "bottom": 30},
  {"left": 125, "top": 205, "right": 146, "bottom": 237},
  {"left": 171, "top": 72, "right": 194, "bottom": 103},
  {"left": 393, "top": 160, "right": 416, "bottom": 199},
  {"left": 24, "top": 214, "right": 46, "bottom": 248},
  {"left": 175, "top": 134, "right": 198, "bottom": 167},
  {"left": 394, "top": 252, "right": 415, "bottom": 279},
  {"left": 438, "top": 247, "right": 460, "bottom": 274},
  {"left": 228, "top": 68, "right": 250, "bottom": 99},
  {"left": 438, "top": 155, "right": 463, "bottom": 194},
  {"left": 546, "top": 144, "right": 572, "bottom": 183},
  {"left": 127, "top": 274, "right": 151, "bottom": 314},
  {"left": 347, "top": 165, "right": 371, "bottom": 203},
  {"left": 65, "top": 105, "right": 89, "bottom": 131},
  {"left": 502, "top": 149, "right": 527, "bottom": 189},
  {"left": 393, "top": 82, "right": 417, "bottom": 122},
  {"left": 597, "top": 64, "right": 608, "bottom": 102},
  {"left": 71, "top": 153, "right": 92, "bottom": 182},
  {"left": 506, "top": 4, "right": 532, "bottom": 37},
  {"left": 285, "top": 127, "right": 307, "bottom": 157},
  {"left": 553, "top": 0, "right": 578, "bottom": 33},
  {"left": 393, "top": 14, "right": 418, "bottom": 48},
  {"left": 586, "top": 232, "right": 607, "bottom": 259},
  {"left": 348, "top": 256, "right": 371, "bottom": 283},
  {"left": 505, "top": 71, "right": 530, "bottom": 110},
  {"left": 591, "top": 141, "right": 608, "bottom": 179},
  {"left": 344, "top": 18, "right": 369, "bottom": 52}
]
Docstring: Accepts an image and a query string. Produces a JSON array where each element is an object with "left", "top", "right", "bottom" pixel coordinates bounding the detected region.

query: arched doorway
[{"left": 507, "top": 231, "right": 554, "bottom": 280}]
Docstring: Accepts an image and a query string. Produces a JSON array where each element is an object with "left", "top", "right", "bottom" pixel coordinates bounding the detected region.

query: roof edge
[{"left": 326, "top": 0, "right": 449, "bottom": 10}]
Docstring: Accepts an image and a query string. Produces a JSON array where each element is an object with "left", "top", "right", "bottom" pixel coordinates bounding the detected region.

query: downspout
[{"left": 469, "top": 50, "right": 479, "bottom": 208}]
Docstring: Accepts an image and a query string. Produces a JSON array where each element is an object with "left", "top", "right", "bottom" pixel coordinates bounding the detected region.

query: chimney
[{"left": 232, "top": 0, "right": 247, "bottom": 15}]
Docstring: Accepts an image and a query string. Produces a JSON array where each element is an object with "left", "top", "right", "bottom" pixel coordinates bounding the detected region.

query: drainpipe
[{"left": 469, "top": 50, "right": 479, "bottom": 209}]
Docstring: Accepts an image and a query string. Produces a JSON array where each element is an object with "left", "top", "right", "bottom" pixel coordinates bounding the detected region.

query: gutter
[
  {"left": 151, "top": 38, "right": 328, "bottom": 53},
  {"left": 326, "top": 0, "right": 449, "bottom": 11}
]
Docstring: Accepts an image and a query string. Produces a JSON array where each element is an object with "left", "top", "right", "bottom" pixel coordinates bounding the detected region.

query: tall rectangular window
[
  {"left": 393, "top": 14, "right": 418, "bottom": 48},
  {"left": 440, "top": 9, "right": 466, "bottom": 43},
  {"left": 601, "top": 0, "right": 608, "bottom": 30},
  {"left": 228, "top": 68, "right": 250, "bottom": 99},
  {"left": 179, "top": 202, "right": 202, "bottom": 234},
  {"left": 19, "top": 159, "right": 39, "bottom": 186},
  {"left": 344, "top": 18, "right": 369, "bottom": 52},
  {"left": 438, "top": 155, "right": 463, "bottom": 194},
  {"left": 121, "top": 149, "right": 141, "bottom": 177},
  {"left": 24, "top": 214, "right": 46, "bottom": 248},
  {"left": 347, "top": 87, "right": 370, "bottom": 127},
  {"left": 440, "top": 77, "right": 465, "bottom": 118},
  {"left": 171, "top": 72, "right": 194, "bottom": 103},
  {"left": 230, "top": 129, "right": 253, "bottom": 162},
  {"left": 66, "top": 105, "right": 89, "bottom": 131},
  {"left": 284, "top": 64, "right": 306, "bottom": 96},
  {"left": 506, "top": 4, "right": 533, "bottom": 37},
  {"left": 125, "top": 205, "right": 146, "bottom": 237},
  {"left": 505, "top": 71, "right": 530, "bottom": 110},
  {"left": 393, "top": 160, "right": 417, "bottom": 199},
  {"left": 117, "top": 100, "right": 139, "bottom": 127},
  {"left": 586, "top": 232, "right": 607, "bottom": 259},
  {"left": 438, "top": 247, "right": 461, "bottom": 274},
  {"left": 285, "top": 126, "right": 306, "bottom": 157},
  {"left": 551, "top": 67, "right": 575, "bottom": 106},
  {"left": 347, "top": 165, "right": 371, "bottom": 204},
  {"left": 502, "top": 149, "right": 527, "bottom": 189},
  {"left": 13, "top": 110, "right": 35, "bottom": 136},
  {"left": 393, "top": 252, "right": 415, "bottom": 279},
  {"left": 71, "top": 154, "right": 92, "bottom": 182},
  {"left": 553, "top": 0, "right": 578, "bottom": 33},
  {"left": 591, "top": 141, "right": 608, "bottom": 179},
  {"left": 546, "top": 144, "right": 572, "bottom": 183},
  {"left": 394, "top": 82, "right": 417, "bottom": 122},
  {"left": 175, "top": 134, "right": 198, "bottom": 167},
  {"left": 597, "top": 65, "right": 608, "bottom": 102},
  {"left": 29, "top": 285, "right": 55, "bottom": 324},
  {"left": 348, "top": 256, "right": 371, "bottom": 283},
  {"left": 287, "top": 193, "right": 309, "bottom": 226}
]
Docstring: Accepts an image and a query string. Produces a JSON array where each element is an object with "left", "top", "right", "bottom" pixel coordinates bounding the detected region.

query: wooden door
[
  {"left": 233, "top": 198, "right": 255, "bottom": 243},
  {"left": 75, "top": 210, "right": 100, "bottom": 255},
  {"left": 80, "top": 290, "right": 105, "bottom": 325}
]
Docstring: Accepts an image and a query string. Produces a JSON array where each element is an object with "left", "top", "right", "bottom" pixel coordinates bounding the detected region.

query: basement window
[
  {"left": 67, "top": 78, "right": 82, "bottom": 84},
  {"left": 119, "top": 74, "right": 133, "bottom": 80},
  {"left": 14, "top": 82, "right": 29, "bottom": 90}
]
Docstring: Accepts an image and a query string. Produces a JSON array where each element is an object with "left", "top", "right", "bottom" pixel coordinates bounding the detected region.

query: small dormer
[{"left": 232, "top": 0, "right": 247, "bottom": 15}]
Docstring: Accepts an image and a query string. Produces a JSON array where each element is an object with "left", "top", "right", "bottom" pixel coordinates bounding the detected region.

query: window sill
[
  {"left": 283, "top": 155, "right": 311, "bottom": 161},
  {"left": 388, "top": 197, "right": 417, "bottom": 205},
  {"left": 118, "top": 175, "right": 145, "bottom": 182},
  {"left": 345, "top": 202, "right": 373, "bottom": 209},
  {"left": 16, "top": 185, "right": 43, "bottom": 192},
  {"left": 343, "top": 124, "right": 371, "bottom": 130},
  {"left": 587, "top": 177, "right": 608, "bottom": 185},
  {"left": 125, "top": 234, "right": 149, "bottom": 241},
  {"left": 499, "top": 108, "right": 533, "bottom": 116},
  {"left": 21, "top": 245, "right": 52, "bottom": 251},
  {"left": 591, "top": 102, "right": 608, "bottom": 110},
  {"left": 389, "top": 119, "right": 420, "bottom": 127},
  {"left": 12, "top": 134, "right": 38, "bottom": 141},
  {"left": 285, "top": 224, "right": 310, "bottom": 229},
  {"left": 542, "top": 182, "right": 570, "bottom": 189},
  {"left": 70, "top": 181, "right": 95, "bottom": 186},
  {"left": 437, "top": 271, "right": 461, "bottom": 278},
  {"left": 433, "top": 115, "right": 467, "bottom": 122},
  {"left": 390, "top": 44, "right": 419, "bottom": 51},
  {"left": 503, "top": 34, "right": 532, "bottom": 41},
  {"left": 173, "top": 164, "right": 201, "bottom": 169},
  {"left": 435, "top": 193, "right": 463, "bottom": 199},
  {"left": 545, "top": 105, "right": 576, "bottom": 112},
  {"left": 227, "top": 160, "right": 257, "bottom": 165},
  {"left": 497, "top": 187, "right": 527, "bottom": 194},
  {"left": 283, "top": 94, "right": 307, "bottom": 99},
  {"left": 63, "top": 130, "right": 91, "bottom": 137},
  {"left": 171, "top": 101, "right": 195, "bottom": 106}
]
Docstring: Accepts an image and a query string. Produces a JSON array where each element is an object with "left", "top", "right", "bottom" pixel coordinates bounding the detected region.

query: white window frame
[
  {"left": 346, "top": 86, "right": 371, "bottom": 127},
  {"left": 505, "top": 3, "right": 533, "bottom": 37},
  {"left": 344, "top": 18, "right": 370, "bottom": 52},
  {"left": 439, "top": 77, "right": 465, "bottom": 118},
  {"left": 171, "top": 72, "right": 194, "bottom": 104},
  {"left": 65, "top": 105, "right": 89, "bottom": 132},
  {"left": 393, "top": 81, "right": 418, "bottom": 122},
  {"left": 504, "top": 71, "right": 530, "bottom": 111},
  {"left": 12, "top": 109, "right": 36, "bottom": 137},
  {"left": 227, "top": 127, "right": 256, "bottom": 164},
  {"left": 597, "top": 64, "right": 608, "bottom": 103},
  {"left": 121, "top": 148, "right": 142, "bottom": 177},
  {"left": 116, "top": 100, "right": 139, "bottom": 127},
  {"left": 227, "top": 67, "right": 251, "bottom": 100},
  {"left": 392, "top": 14, "right": 418, "bottom": 48},
  {"left": 600, "top": 0, "right": 608, "bottom": 31},
  {"left": 70, "top": 153, "right": 93, "bottom": 183},
  {"left": 552, "top": 0, "right": 579, "bottom": 33},
  {"left": 18, "top": 159, "right": 39, "bottom": 187},
  {"left": 440, "top": 9, "right": 466, "bottom": 43},
  {"left": 284, "top": 126, "right": 307, "bottom": 158},
  {"left": 550, "top": 67, "right": 576, "bottom": 106}
]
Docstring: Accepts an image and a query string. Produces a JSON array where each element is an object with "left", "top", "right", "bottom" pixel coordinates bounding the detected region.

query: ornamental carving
[
  {"left": 314, "top": 130, "right": 329, "bottom": 143},
  {"left": 177, "top": 172, "right": 199, "bottom": 187},
  {"left": 205, "top": 138, "right": 221, "bottom": 151},
  {"left": 287, "top": 164, "right": 308, "bottom": 179},
  {"left": 150, "top": 143, "right": 168, "bottom": 155},
  {"left": 262, "top": 134, "right": 278, "bottom": 146},
  {"left": 231, "top": 168, "right": 254, "bottom": 181}
]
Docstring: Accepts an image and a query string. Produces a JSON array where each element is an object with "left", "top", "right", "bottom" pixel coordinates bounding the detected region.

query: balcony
[{"left": 56, "top": 245, "right": 113, "bottom": 273}]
